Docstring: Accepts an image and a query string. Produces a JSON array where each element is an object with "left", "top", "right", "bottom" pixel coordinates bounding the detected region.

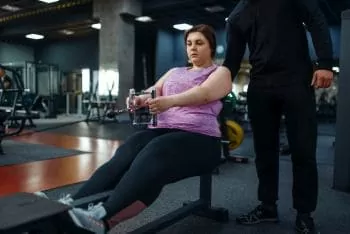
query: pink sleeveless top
[{"left": 149, "top": 64, "right": 223, "bottom": 137}]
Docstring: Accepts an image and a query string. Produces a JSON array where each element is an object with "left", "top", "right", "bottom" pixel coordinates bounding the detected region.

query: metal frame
[
  {"left": 0, "top": 65, "right": 37, "bottom": 154},
  {"left": 0, "top": 65, "right": 36, "bottom": 124}
]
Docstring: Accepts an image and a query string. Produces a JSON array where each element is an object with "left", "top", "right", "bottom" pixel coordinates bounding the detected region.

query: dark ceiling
[{"left": 0, "top": 0, "right": 348, "bottom": 44}]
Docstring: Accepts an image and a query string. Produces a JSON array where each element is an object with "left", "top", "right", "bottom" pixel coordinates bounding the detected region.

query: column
[
  {"left": 333, "top": 9, "right": 350, "bottom": 192},
  {"left": 134, "top": 22, "right": 158, "bottom": 91},
  {"left": 93, "top": 0, "right": 141, "bottom": 107}
]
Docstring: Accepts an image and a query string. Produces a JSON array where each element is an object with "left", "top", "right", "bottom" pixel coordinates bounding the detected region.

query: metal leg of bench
[
  {"left": 187, "top": 174, "right": 229, "bottom": 222},
  {"left": 129, "top": 174, "right": 229, "bottom": 234}
]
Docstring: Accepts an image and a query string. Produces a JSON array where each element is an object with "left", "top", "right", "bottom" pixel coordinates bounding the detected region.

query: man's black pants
[{"left": 247, "top": 81, "right": 318, "bottom": 213}]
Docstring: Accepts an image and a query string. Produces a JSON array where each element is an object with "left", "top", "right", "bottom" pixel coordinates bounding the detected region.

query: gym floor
[{"left": 0, "top": 115, "right": 349, "bottom": 234}]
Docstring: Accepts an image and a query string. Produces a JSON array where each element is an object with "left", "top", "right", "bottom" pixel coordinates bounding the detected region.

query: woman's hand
[
  {"left": 126, "top": 96, "right": 146, "bottom": 110},
  {"left": 147, "top": 96, "right": 175, "bottom": 114}
]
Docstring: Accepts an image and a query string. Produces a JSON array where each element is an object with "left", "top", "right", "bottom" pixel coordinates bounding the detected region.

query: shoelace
[
  {"left": 299, "top": 220, "right": 312, "bottom": 234},
  {"left": 59, "top": 193, "right": 72, "bottom": 201},
  {"left": 88, "top": 203, "right": 95, "bottom": 211},
  {"left": 243, "top": 206, "right": 264, "bottom": 222}
]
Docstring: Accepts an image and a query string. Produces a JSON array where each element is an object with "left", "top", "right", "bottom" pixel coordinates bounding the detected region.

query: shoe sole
[
  {"left": 68, "top": 209, "right": 106, "bottom": 234},
  {"left": 237, "top": 218, "right": 279, "bottom": 225},
  {"left": 67, "top": 209, "right": 84, "bottom": 228}
]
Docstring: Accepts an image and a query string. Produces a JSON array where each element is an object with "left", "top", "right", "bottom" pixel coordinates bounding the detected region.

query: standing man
[
  {"left": 0, "top": 67, "right": 12, "bottom": 90},
  {"left": 0, "top": 67, "right": 13, "bottom": 106},
  {"left": 222, "top": 0, "right": 334, "bottom": 233}
]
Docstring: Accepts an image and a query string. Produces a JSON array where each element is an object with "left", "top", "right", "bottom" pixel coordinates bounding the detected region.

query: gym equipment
[
  {"left": 316, "top": 91, "right": 337, "bottom": 122},
  {"left": 225, "top": 120, "right": 244, "bottom": 150},
  {"left": 221, "top": 91, "right": 237, "bottom": 116},
  {"left": 218, "top": 94, "right": 248, "bottom": 164},
  {"left": 84, "top": 78, "right": 121, "bottom": 124},
  {"left": 128, "top": 88, "right": 157, "bottom": 126},
  {"left": 0, "top": 65, "right": 36, "bottom": 154}
]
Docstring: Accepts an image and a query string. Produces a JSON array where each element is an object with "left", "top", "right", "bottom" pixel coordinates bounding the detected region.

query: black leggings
[{"left": 72, "top": 128, "right": 222, "bottom": 219}]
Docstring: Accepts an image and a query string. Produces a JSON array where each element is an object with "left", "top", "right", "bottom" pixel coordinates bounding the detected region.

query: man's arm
[
  {"left": 296, "top": 0, "right": 333, "bottom": 71},
  {"left": 222, "top": 1, "right": 247, "bottom": 80},
  {"left": 222, "top": 20, "right": 247, "bottom": 80}
]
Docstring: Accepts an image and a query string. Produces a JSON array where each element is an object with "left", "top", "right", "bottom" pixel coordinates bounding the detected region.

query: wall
[
  {"left": 35, "top": 34, "right": 99, "bottom": 72},
  {"left": 155, "top": 30, "right": 175, "bottom": 78},
  {"left": 0, "top": 42, "right": 34, "bottom": 64}
]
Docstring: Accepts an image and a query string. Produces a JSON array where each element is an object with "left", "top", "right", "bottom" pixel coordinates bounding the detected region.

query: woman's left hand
[{"left": 147, "top": 96, "right": 175, "bottom": 114}]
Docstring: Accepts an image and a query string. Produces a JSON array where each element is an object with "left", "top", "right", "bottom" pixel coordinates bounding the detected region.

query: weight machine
[
  {"left": 0, "top": 65, "right": 37, "bottom": 154},
  {"left": 84, "top": 76, "right": 124, "bottom": 124}
]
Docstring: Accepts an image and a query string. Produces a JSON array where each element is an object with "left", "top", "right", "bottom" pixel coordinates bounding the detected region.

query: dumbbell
[{"left": 128, "top": 88, "right": 157, "bottom": 126}]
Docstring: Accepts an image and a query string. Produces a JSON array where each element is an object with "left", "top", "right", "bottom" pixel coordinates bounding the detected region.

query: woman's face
[{"left": 186, "top": 32, "right": 212, "bottom": 66}]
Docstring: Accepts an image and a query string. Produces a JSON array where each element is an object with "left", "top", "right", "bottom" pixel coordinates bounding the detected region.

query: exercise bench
[{"left": 0, "top": 172, "right": 229, "bottom": 234}]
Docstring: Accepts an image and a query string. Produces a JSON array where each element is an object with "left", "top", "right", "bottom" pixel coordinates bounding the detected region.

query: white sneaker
[{"left": 69, "top": 202, "right": 107, "bottom": 234}]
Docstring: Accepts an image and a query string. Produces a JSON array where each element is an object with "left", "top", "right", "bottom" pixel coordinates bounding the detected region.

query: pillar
[
  {"left": 333, "top": 9, "right": 350, "bottom": 192},
  {"left": 134, "top": 22, "right": 158, "bottom": 91},
  {"left": 93, "top": 0, "right": 141, "bottom": 107}
]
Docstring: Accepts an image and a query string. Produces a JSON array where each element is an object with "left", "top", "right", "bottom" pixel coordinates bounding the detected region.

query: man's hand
[
  {"left": 311, "top": 69, "right": 334, "bottom": 89},
  {"left": 147, "top": 96, "right": 175, "bottom": 114}
]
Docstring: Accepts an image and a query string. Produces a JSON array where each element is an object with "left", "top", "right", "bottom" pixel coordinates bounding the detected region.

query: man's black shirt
[{"left": 222, "top": 0, "right": 333, "bottom": 86}]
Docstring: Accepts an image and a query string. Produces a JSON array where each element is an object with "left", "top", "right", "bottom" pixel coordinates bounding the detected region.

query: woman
[{"left": 63, "top": 24, "right": 232, "bottom": 233}]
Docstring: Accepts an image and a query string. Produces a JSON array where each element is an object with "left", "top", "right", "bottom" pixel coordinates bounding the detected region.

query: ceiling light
[
  {"left": 25, "top": 33, "right": 44, "bottom": 40},
  {"left": 91, "top": 23, "right": 101, "bottom": 29},
  {"left": 1, "top": 5, "right": 21, "bottom": 11},
  {"left": 135, "top": 16, "right": 153, "bottom": 22},
  {"left": 225, "top": 17, "right": 228, "bottom": 21},
  {"left": 205, "top": 5, "right": 225, "bottom": 13},
  {"left": 38, "top": 0, "right": 59, "bottom": 3},
  {"left": 173, "top": 23, "right": 193, "bottom": 31},
  {"left": 60, "top": 29, "right": 74, "bottom": 35}
]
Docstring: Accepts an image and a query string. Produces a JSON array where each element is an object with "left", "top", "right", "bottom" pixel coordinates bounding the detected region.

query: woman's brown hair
[{"left": 184, "top": 24, "right": 217, "bottom": 58}]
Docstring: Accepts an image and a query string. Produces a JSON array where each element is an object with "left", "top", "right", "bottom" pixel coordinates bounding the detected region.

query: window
[
  {"left": 96, "top": 69, "right": 119, "bottom": 96},
  {"left": 81, "top": 68, "right": 90, "bottom": 93}
]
